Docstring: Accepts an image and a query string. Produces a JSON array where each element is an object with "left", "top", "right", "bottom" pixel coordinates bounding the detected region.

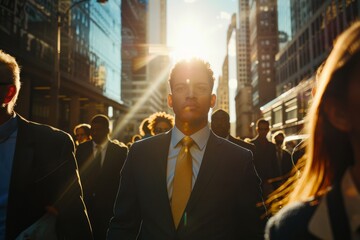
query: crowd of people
[{"left": 1, "top": 20, "right": 360, "bottom": 239}]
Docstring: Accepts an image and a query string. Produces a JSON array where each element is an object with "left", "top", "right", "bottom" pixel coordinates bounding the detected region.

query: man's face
[
  {"left": 76, "top": 128, "right": 90, "bottom": 144},
  {"left": 168, "top": 68, "right": 216, "bottom": 129},
  {"left": 153, "top": 121, "right": 172, "bottom": 135},
  {"left": 90, "top": 123, "right": 108, "bottom": 144},
  {"left": 211, "top": 113, "right": 230, "bottom": 138},
  {"left": 274, "top": 134, "right": 285, "bottom": 146},
  {"left": 257, "top": 122, "right": 270, "bottom": 138}
]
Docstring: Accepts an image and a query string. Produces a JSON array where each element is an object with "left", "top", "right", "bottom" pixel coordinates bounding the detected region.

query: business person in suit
[
  {"left": 251, "top": 119, "right": 278, "bottom": 197},
  {"left": 76, "top": 114, "right": 128, "bottom": 240},
  {"left": 268, "top": 131, "right": 293, "bottom": 189},
  {"left": 108, "top": 58, "right": 264, "bottom": 239},
  {"left": 211, "top": 108, "right": 256, "bottom": 153},
  {"left": 0, "top": 50, "right": 92, "bottom": 239}
]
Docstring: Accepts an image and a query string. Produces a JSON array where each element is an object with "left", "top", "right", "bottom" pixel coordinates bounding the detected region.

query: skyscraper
[
  {"left": 120, "top": 0, "right": 169, "bottom": 141},
  {"left": 235, "top": 0, "right": 253, "bottom": 138},
  {"left": 249, "top": 0, "right": 278, "bottom": 117}
]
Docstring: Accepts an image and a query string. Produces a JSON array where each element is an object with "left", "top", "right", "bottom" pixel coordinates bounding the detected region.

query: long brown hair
[{"left": 268, "top": 21, "right": 360, "bottom": 213}]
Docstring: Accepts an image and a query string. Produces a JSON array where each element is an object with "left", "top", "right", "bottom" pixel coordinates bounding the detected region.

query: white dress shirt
[
  {"left": 92, "top": 140, "right": 109, "bottom": 167},
  {"left": 167, "top": 125, "right": 210, "bottom": 200}
]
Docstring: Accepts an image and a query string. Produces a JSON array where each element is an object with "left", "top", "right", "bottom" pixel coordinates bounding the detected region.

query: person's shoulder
[
  {"left": 229, "top": 135, "right": 256, "bottom": 152},
  {"left": 76, "top": 140, "right": 92, "bottom": 150},
  {"left": 266, "top": 200, "right": 319, "bottom": 239},
  {"left": 110, "top": 139, "right": 128, "bottom": 149},
  {"left": 109, "top": 139, "right": 129, "bottom": 155},
  {"left": 133, "top": 132, "right": 168, "bottom": 147},
  {"left": 213, "top": 133, "right": 252, "bottom": 156},
  {"left": 18, "top": 115, "right": 72, "bottom": 142}
]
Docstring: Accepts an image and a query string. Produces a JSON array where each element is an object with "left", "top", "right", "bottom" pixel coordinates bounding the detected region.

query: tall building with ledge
[
  {"left": 249, "top": 0, "right": 278, "bottom": 119},
  {"left": 235, "top": 0, "right": 253, "bottom": 138}
]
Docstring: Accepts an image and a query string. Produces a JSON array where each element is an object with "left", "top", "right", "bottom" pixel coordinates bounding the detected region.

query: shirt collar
[
  {"left": 92, "top": 139, "right": 109, "bottom": 150},
  {"left": 341, "top": 169, "right": 360, "bottom": 232},
  {"left": 171, "top": 125, "right": 210, "bottom": 150},
  {"left": 0, "top": 113, "right": 17, "bottom": 140}
]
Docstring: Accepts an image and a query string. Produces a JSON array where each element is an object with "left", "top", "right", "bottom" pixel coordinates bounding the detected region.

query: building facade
[
  {"left": 263, "top": 0, "right": 360, "bottom": 135},
  {"left": 0, "top": 0, "right": 127, "bottom": 137},
  {"left": 235, "top": 0, "right": 253, "bottom": 138},
  {"left": 276, "top": 0, "right": 360, "bottom": 96},
  {"left": 120, "top": 0, "right": 169, "bottom": 142},
  {"left": 249, "top": 0, "right": 278, "bottom": 119}
]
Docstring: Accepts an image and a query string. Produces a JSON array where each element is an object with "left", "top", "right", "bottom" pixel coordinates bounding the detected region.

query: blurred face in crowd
[
  {"left": 211, "top": 111, "right": 230, "bottom": 138},
  {"left": 75, "top": 127, "right": 91, "bottom": 144},
  {"left": 274, "top": 134, "right": 285, "bottom": 147},
  {"left": 168, "top": 65, "right": 216, "bottom": 134},
  {"left": 91, "top": 122, "right": 109, "bottom": 145},
  {"left": 153, "top": 121, "right": 172, "bottom": 135},
  {"left": 257, "top": 122, "right": 270, "bottom": 139}
]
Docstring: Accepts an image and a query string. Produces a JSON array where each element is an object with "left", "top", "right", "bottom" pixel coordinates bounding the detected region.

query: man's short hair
[
  {"left": 168, "top": 58, "right": 215, "bottom": 91},
  {"left": 91, "top": 114, "right": 110, "bottom": 128},
  {"left": 256, "top": 118, "right": 269, "bottom": 128},
  {"left": 73, "top": 123, "right": 91, "bottom": 136},
  {"left": 0, "top": 50, "right": 21, "bottom": 111},
  {"left": 211, "top": 109, "right": 230, "bottom": 122}
]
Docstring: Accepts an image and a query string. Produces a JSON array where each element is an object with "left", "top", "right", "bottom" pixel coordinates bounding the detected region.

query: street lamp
[{"left": 49, "top": 0, "right": 107, "bottom": 127}]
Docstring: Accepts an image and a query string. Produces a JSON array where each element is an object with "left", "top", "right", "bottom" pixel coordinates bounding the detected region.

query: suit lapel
[
  {"left": 152, "top": 132, "right": 174, "bottom": 228},
  {"left": 186, "top": 132, "right": 221, "bottom": 213},
  {"left": 7, "top": 116, "right": 35, "bottom": 216},
  {"left": 102, "top": 141, "right": 113, "bottom": 169}
]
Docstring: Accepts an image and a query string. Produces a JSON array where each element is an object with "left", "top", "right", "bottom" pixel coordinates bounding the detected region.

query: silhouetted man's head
[
  {"left": 211, "top": 109, "right": 230, "bottom": 138},
  {"left": 256, "top": 119, "right": 270, "bottom": 139},
  {"left": 90, "top": 114, "right": 110, "bottom": 145}
]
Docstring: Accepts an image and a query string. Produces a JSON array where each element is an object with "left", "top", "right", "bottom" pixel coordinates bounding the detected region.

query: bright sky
[
  {"left": 167, "top": 0, "right": 237, "bottom": 78},
  {"left": 167, "top": 0, "right": 238, "bottom": 123}
]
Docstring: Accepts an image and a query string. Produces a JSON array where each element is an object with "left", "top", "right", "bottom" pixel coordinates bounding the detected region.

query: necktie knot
[{"left": 181, "top": 136, "right": 194, "bottom": 148}]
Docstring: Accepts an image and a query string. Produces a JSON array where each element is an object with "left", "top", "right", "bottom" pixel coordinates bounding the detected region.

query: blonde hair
[{"left": 0, "top": 50, "right": 21, "bottom": 112}]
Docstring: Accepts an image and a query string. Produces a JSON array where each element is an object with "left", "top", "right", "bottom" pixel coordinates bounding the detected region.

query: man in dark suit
[
  {"left": 76, "top": 114, "right": 128, "bottom": 239},
  {"left": 270, "top": 131, "right": 293, "bottom": 189},
  {"left": 211, "top": 108, "right": 256, "bottom": 153},
  {"left": 0, "top": 50, "right": 92, "bottom": 239},
  {"left": 107, "top": 58, "right": 264, "bottom": 239},
  {"left": 251, "top": 119, "right": 278, "bottom": 197}
]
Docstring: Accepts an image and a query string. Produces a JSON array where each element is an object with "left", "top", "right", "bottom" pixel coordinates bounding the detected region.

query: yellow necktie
[{"left": 171, "top": 136, "right": 194, "bottom": 228}]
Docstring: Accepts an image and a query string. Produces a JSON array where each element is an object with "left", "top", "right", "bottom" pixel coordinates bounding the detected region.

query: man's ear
[
  {"left": 210, "top": 94, "right": 216, "bottom": 108},
  {"left": 324, "top": 98, "right": 350, "bottom": 132},
  {"left": 3, "top": 85, "right": 16, "bottom": 104},
  {"left": 168, "top": 94, "right": 173, "bottom": 108}
]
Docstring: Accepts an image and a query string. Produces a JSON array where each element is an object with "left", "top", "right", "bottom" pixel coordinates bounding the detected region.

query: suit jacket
[
  {"left": 5, "top": 114, "right": 92, "bottom": 239},
  {"left": 228, "top": 135, "right": 256, "bottom": 154},
  {"left": 275, "top": 148, "right": 293, "bottom": 176},
  {"left": 108, "top": 130, "right": 264, "bottom": 240},
  {"left": 270, "top": 148, "right": 294, "bottom": 189},
  {"left": 76, "top": 140, "right": 128, "bottom": 239},
  {"left": 265, "top": 184, "right": 352, "bottom": 240},
  {"left": 250, "top": 137, "right": 278, "bottom": 181}
]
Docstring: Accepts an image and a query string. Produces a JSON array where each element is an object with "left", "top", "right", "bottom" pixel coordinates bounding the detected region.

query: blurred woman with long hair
[{"left": 265, "top": 21, "right": 360, "bottom": 239}]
